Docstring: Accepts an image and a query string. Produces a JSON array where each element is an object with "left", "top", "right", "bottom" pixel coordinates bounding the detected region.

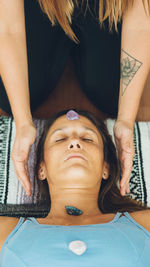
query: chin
[
  {"left": 69, "top": 164, "right": 87, "bottom": 172},
  {"left": 63, "top": 166, "right": 88, "bottom": 180}
]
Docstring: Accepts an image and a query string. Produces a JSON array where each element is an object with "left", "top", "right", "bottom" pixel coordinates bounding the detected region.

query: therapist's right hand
[{"left": 11, "top": 122, "right": 37, "bottom": 197}]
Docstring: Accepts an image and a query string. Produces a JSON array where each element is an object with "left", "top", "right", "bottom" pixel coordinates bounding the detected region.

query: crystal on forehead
[{"left": 66, "top": 110, "right": 79, "bottom": 120}]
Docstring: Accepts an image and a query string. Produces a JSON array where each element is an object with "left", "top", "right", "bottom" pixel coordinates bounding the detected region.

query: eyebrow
[{"left": 50, "top": 127, "right": 98, "bottom": 137}]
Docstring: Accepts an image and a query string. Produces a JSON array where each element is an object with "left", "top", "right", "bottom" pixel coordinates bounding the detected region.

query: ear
[
  {"left": 38, "top": 162, "right": 47, "bottom": 181},
  {"left": 102, "top": 162, "right": 109, "bottom": 180}
]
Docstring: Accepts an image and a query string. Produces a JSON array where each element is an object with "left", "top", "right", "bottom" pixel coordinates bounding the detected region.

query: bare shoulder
[
  {"left": 128, "top": 210, "right": 150, "bottom": 233},
  {"left": 0, "top": 216, "right": 20, "bottom": 251}
]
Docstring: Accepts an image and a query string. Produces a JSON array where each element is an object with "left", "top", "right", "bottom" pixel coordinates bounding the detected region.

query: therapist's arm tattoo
[{"left": 120, "top": 49, "right": 143, "bottom": 96}]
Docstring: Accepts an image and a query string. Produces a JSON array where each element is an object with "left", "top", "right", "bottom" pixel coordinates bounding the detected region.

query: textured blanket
[{"left": 0, "top": 117, "right": 149, "bottom": 217}]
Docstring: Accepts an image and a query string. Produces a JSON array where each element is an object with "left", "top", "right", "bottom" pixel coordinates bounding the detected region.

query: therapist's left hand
[{"left": 113, "top": 120, "right": 135, "bottom": 196}]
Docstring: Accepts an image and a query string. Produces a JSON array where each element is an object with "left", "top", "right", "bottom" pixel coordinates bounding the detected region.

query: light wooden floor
[{"left": 0, "top": 59, "right": 150, "bottom": 121}]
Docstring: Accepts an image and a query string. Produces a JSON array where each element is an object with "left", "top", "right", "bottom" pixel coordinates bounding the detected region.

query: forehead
[{"left": 46, "top": 115, "right": 102, "bottom": 140}]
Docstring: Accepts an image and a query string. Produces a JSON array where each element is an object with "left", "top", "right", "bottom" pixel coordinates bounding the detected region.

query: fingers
[
  {"left": 115, "top": 137, "right": 134, "bottom": 196},
  {"left": 10, "top": 123, "right": 36, "bottom": 197},
  {"left": 11, "top": 140, "right": 32, "bottom": 197},
  {"left": 120, "top": 150, "right": 134, "bottom": 196},
  {"left": 120, "top": 182, "right": 130, "bottom": 196},
  {"left": 115, "top": 138, "right": 134, "bottom": 195},
  {"left": 12, "top": 159, "right": 32, "bottom": 196},
  {"left": 113, "top": 120, "right": 135, "bottom": 196}
]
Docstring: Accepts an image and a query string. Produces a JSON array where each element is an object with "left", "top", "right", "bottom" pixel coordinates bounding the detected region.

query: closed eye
[
  {"left": 55, "top": 138, "right": 67, "bottom": 142},
  {"left": 55, "top": 138, "right": 93, "bottom": 142},
  {"left": 82, "top": 138, "right": 93, "bottom": 142}
]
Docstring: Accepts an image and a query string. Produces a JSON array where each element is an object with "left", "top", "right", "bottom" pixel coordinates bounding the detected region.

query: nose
[{"left": 68, "top": 139, "right": 82, "bottom": 150}]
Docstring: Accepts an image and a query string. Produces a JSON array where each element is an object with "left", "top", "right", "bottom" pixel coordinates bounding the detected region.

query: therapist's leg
[{"left": 72, "top": 2, "right": 122, "bottom": 118}]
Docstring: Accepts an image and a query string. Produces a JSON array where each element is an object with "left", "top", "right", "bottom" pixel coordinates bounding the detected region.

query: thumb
[
  {"left": 119, "top": 133, "right": 133, "bottom": 151},
  {"left": 121, "top": 141, "right": 133, "bottom": 153},
  {"left": 15, "top": 149, "right": 29, "bottom": 162},
  {"left": 12, "top": 141, "right": 31, "bottom": 162}
]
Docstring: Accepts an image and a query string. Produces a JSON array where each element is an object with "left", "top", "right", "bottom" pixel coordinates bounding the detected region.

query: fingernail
[
  {"left": 25, "top": 186, "right": 31, "bottom": 196},
  {"left": 121, "top": 190, "right": 125, "bottom": 196},
  {"left": 26, "top": 190, "right": 31, "bottom": 197}
]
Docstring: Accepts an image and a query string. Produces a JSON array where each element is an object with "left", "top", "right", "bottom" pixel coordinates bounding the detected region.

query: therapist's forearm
[
  {"left": 117, "top": 28, "right": 150, "bottom": 124},
  {"left": 0, "top": 32, "right": 32, "bottom": 127}
]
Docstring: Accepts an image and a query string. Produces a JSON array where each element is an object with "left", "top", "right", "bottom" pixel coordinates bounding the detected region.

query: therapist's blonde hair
[{"left": 38, "top": 0, "right": 150, "bottom": 42}]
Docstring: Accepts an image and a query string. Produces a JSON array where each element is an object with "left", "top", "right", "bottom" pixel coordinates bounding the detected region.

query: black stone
[{"left": 65, "top": 206, "right": 83, "bottom": 216}]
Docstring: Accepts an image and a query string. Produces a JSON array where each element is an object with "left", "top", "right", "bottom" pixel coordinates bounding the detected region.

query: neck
[{"left": 47, "top": 186, "right": 102, "bottom": 224}]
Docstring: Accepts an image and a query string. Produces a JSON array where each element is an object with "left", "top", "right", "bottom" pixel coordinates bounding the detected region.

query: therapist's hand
[
  {"left": 113, "top": 120, "right": 135, "bottom": 196},
  {"left": 11, "top": 122, "right": 37, "bottom": 196}
]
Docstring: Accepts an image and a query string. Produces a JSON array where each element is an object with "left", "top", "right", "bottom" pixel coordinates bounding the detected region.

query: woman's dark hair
[{"left": 35, "top": 109, "right": 149, "bottom": 213}]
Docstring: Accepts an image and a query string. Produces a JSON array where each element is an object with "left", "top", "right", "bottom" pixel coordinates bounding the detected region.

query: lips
[{"left": 64, "top": 153, "right": 86, "bottom": 161}]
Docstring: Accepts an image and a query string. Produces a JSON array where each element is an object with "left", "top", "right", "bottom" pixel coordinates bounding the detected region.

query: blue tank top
[{"left": 0, "top": 212, "right": 150, "bottom": 267}]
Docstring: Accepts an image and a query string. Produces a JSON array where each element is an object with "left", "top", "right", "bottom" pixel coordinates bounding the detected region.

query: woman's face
[{"left": 40, "top": 115, "right": 109, "bottom": 188}]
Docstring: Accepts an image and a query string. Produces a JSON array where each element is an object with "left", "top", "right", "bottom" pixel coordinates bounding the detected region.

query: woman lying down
[{"left": 0, "top": 110, "right": 150, "bottom": 266}]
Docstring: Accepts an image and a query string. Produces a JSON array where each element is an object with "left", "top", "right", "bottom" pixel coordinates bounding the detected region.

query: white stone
[{"left": 68, "top": 240, "right": 87, "bottom": 255}]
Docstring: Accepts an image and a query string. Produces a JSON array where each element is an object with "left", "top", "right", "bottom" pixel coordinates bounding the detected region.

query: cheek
[
  {"left": 44, "top": 146, "right": 65, "bottom": 173},
  {"left": 44, "top": 149, "right": 58, "bottom": 172},
  {"left": 90, "top": 147, "right": 104, "bottom": 176}
]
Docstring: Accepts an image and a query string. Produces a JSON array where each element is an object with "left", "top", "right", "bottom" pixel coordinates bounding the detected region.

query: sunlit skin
[{"left": 37, "top": 115, "right": 114, "bottom": 226}]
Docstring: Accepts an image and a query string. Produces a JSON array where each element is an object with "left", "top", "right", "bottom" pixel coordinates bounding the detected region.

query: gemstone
[
  {"left": 68, "top": 240, "right": 87, "bottom": 255},
  {"left": 66, "top": 110, "right": 79, "bottom": 120},
  {"left": 65, "top": 206, "right": 83, "bottom": 216}
]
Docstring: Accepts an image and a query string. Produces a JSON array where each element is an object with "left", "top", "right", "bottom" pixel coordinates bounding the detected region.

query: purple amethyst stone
[{"left": 66, "top": 110, "right": 79, "bottom": 120}]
